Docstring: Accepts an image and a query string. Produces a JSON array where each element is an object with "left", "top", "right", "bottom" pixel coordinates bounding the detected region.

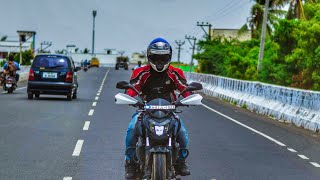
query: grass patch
[{"left": 241, "top": 103, "right": 248, "bottom": 109}]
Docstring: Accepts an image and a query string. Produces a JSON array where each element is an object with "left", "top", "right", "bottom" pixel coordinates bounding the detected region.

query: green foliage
[
  {"left": 194, "top": 1, "right": 320, "bottom": 91},
  {"left": 13, "top": 50, "right": 34, "bottom": 65},
  {"left": 0, "top": 60, "right": 5, "bottom": 67},
  {"left": 83, "top": 48, "right": 89, "bottom": 54}
]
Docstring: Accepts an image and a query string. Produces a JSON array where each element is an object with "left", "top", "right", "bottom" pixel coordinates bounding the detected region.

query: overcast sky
[{"left": 0, "top": 0, "right": 253, "bottom": 63}]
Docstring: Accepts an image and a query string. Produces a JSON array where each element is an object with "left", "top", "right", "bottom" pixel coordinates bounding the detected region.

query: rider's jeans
[{"left": 125, "top": 113, "right": 189, "bottom": 161}]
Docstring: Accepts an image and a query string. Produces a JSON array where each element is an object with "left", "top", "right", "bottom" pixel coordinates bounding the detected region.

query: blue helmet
[{"left": 147, "top": 38, "right": 172, "bottom": 72}]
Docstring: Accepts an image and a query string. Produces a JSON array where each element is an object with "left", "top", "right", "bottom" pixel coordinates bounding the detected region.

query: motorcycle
[
  {"left": 115, "top": 81, "right": 203, "bottom": 180},
  {"left": 3, "top": 74, "right": 17, "bottom": 93},
  {"left": 83, "top": 64, "right": 88, "bottom": 72}
]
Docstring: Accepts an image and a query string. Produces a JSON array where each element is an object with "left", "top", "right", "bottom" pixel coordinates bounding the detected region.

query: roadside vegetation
[{"left": 194, "top": 0, "right": 320, "bottom": 90}]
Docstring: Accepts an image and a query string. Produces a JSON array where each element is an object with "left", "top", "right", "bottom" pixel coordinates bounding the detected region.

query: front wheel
[
  {"left": 152, "top": 153, "right": 166, "bottom": 180},
  {"left": 67, "top": 94, "right": 72, "bottom": 101},
  {"left": 7, "top": 88, "right": 13, "bottom": 94},
  {"left": 28, "top": 93, "right": 34, "bottom": 99}
]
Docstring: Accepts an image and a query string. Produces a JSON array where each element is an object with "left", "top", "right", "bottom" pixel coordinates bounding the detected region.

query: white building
[
  {"left": 211, "top": 29, "right": 251, "bottom": 41},
  {"left": 0, "top": 41, "right": 31, "bottom": 60},
  {"left": 131, "top": 52, "right": 146, "bottom": 64}
]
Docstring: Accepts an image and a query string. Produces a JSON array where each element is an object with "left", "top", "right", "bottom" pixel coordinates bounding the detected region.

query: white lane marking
[
  {"left": 202, "top": 104, "right": 286, "bottom": 147},
  {"left": 98, "top": 90, "right": 102, "bottom": 93},
  {"left": 95, "top": 96, "right": 99, "bottom": 100},
  {"left": 63, "top": 177, "right": 72, "bottom": 180},
  {"left": 1, "top": 86, "right": 27, "bottom": 94},
  {"left": 97, "top": 93, "right": 100, "bottom": 96},
  {"left": 287, "top": 148, "right": 297, "bottom": 153},
  {"left": 310, "top": 162, "right": 320, "bottom": 167},
  {"left": 92, "top": 102, "right": 97, "bottom": 106},
  {"left": 88, "top": 109, "right": 94, "bottom": 116},
  {"left": 298, "top": 154, "right": 309, "bottom": 160},
  {"left": 72, "top": 140, "right": 84, "bottom": 156},
  {"left": 83, "top": 121, "right": 90, "bottom": 130}
]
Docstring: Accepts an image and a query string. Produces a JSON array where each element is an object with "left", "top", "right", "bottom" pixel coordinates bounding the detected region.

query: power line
[
  {"left": 206, "top": 1, "right": 252, "bottom": 24},
  {"left": 202, "top": 0, "right": 241, "bottom": 22},
  {"left": 187, "top": 0, "right": 251, "bottom": 38}
]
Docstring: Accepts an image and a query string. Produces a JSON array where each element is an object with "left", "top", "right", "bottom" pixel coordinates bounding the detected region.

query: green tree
[
  {"left": 83, "top": 48, "right": 89, "bottom": 54},
  {"left": 240, "top": 0, "right": 286, "bottom": 38},
  {"left": 13, "top": 50, "right": 34, "bottom": 65}
]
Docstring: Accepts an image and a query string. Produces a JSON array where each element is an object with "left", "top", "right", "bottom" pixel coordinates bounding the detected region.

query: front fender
[{"left": 149, "top": 146, "right": 170, "bottom": 153}]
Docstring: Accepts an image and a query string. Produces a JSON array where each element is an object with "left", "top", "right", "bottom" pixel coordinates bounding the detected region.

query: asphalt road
[{"left": 0, "top": 67, "right": 320, "bottom": 180}]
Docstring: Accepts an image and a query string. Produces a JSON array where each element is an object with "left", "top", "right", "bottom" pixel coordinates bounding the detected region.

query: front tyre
[
  {"left": 67, "top": 94, "right": 72, "bottom": 101},
  {"left": 152, "top": 153, "right": 166, "bottom": 180},
  {"left": 7, "top": 88, "right": 13, "bottom": 94},
  {"left": 28, "top": 93, "right": 34, "bottom": 99}
]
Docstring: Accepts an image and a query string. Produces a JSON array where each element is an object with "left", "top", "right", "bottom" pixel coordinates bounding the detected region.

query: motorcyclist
[
  {"left": 84, "top": 59, "right": 89, "bottom": 67},
  {"left": 1, "top": 55, "right": 20, "bottom": 86},
  {"left": 125, "top": 38, "right": 191, "bottom": 179},
  {"left": 133, "top": 61, "right": 142, "bottom": 70}
]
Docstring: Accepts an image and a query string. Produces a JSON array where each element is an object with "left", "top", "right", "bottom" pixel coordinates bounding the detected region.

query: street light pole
[
  {"left": 19, "top": 42, "right": 22, "bottom": 64},
  {"left": 92, "top": 10, "right": 97, "bottom": 56},
  {"left": 257, "top": 0, "right": 270, "bottom": 74}
]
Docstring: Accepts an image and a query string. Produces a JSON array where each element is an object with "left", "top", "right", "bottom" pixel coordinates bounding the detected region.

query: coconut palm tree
[
  {"left": 240, "top": 0, "right": 286, "bottom": 39},
  {"left": 285, "top": 0, "right": 306, "bottom": 19}
]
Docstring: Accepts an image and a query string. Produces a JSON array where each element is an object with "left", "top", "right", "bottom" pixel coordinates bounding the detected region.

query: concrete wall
[{"left": 186, "top": 72, "right": 320, "bottom": 132}]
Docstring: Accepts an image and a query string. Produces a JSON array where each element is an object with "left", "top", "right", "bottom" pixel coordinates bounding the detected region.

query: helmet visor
[{"left": 149, "top": 54, "right": 171, "bottom": 66}]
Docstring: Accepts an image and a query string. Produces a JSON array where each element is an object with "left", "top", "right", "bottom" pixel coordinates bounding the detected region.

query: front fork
[
  {"left": 143, "top": 136, "right": 151, "bottom": 179},
  {"left": 143, "top": 136, "right": 175, "bottom": 179}
]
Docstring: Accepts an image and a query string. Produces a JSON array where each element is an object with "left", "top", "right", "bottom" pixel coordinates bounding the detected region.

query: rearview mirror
[
  {"left": 116, "top": 81, "right": 133, "bottom": 90},
  {"left": 179, "top": 82, "right": 203, "bottom": 97},
  {"left": 187, "top": 82, "right": 203, "bottom": 91}
]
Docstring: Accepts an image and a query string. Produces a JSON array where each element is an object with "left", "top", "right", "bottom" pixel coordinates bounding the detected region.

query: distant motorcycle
[
  {"left": 3, "top": 73, "right": 17, "bottom": 93},
  {"left": 83, "top": 65, "right": 88, "bottom": 72},
  {"left": 115, "top": 81, "right": 203, "bottom": 180}
]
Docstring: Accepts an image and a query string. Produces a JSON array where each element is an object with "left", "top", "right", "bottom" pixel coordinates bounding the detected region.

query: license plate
[
  {"left": 6, "top": 84, "right": 12, "bottom": 88},
  {"left": 42, "top": 72, "right": 58, "bottom": 79}
]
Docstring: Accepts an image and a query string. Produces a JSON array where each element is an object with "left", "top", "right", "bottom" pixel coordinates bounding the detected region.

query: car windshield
[{"left": 32, "top": 56, "right": 69, "bottom": 69}]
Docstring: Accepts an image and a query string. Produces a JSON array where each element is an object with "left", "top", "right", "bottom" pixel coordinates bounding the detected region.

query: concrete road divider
[
  {"left": 186, "top": 72, "right": 320, "bottom": 132},
  {"left": 18, "top": 66, "right": 30, "bottom": 82}
]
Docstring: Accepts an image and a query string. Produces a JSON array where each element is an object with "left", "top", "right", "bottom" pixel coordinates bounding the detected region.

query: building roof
[{"left": 0, "top": 41, "right": 31, "bottom": 48}]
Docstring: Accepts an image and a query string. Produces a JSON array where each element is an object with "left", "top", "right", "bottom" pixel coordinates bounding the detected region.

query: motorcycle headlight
[{"left": 148, "top": 120, "right": 170, "bottom": 136}]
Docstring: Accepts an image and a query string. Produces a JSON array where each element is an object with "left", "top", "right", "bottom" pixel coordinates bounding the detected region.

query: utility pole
[
  {"left": 197, "top": 22, "right": 212, "bottom": 40},
  {"left": 175, "top": 40, "right": 185, "bottom": 63},
  {"left": 92, "top": 10, "right": 97, "bottom": 56},
  {"left": 40, "top": 41, "right": 52, "bottom": 53},
  {"left": 118, "top": 50, "right": 125, "bottom": 56},
  {"left": 257, "top": 0, "right": 270, "bottom": 74},
  {"left": 17, "top": 31, "right": 36, "bottom": 64},
  {"left": 185, "top": 35, "right": 197, "bottom": 72}
]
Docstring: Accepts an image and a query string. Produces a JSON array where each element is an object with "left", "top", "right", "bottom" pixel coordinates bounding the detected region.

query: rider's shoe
[
  {"left": 174, "top": 159, "right": 191, "bottom": 176},
  {"left": 125, "top": 160, "right": 137, "bottom": 179}
]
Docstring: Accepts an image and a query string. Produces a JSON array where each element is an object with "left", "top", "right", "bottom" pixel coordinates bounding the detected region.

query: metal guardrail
[{"left": 185, "top": 72, "right": 320, "bottom": 132}]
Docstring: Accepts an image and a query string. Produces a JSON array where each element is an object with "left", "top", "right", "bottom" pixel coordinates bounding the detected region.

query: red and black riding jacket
[{"left": 127, "top": 65, "right": 190, "bottom": 102}]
